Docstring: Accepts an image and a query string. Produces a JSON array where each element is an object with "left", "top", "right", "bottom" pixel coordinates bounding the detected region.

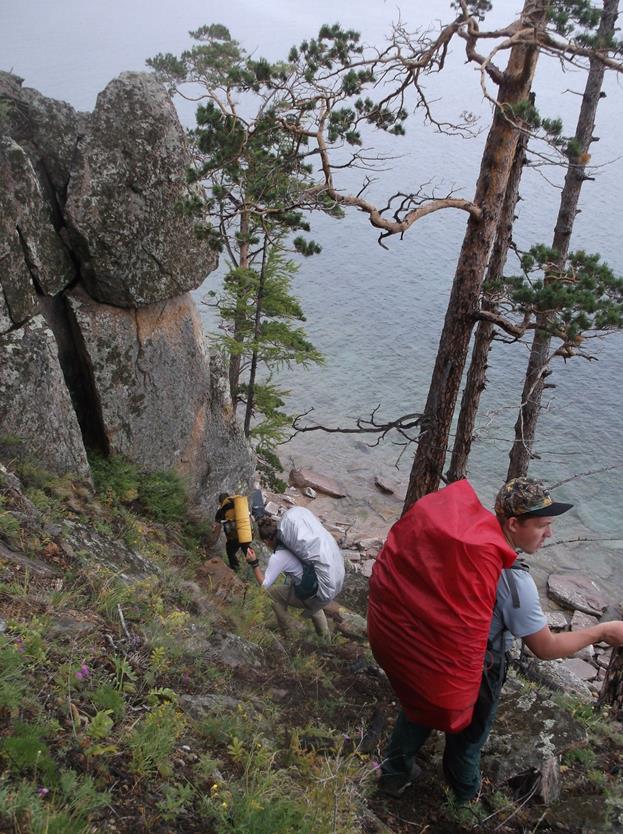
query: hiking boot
[
  {"left": 378, "top": 773, "right": 414, "bottom": 797},
  {"left": 378, "top": 762, "right": 422, "bottom": 798}
]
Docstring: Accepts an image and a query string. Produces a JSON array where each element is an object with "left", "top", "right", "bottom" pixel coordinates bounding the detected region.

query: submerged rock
[
  {"left": 289, "top": 467, "right": 346, "bottom": 498},
  {"left": 547, "top": 573, "right": 609, "bottom": 616}
]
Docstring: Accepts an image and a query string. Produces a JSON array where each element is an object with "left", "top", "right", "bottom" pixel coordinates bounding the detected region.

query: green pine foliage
[
  {"left": 147, "top": 22, "right": 413, "bottom": 484},
  {"left": 501, "top": 247, "right": 623, "bottom": 345},
  {"left": 215, "top": 246, "right": 324, "bottom": 483}
]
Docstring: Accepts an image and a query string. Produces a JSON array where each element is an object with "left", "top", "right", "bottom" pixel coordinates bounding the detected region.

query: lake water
[{"left": 2, "top": 0, "right": 622, "bottom": 585}]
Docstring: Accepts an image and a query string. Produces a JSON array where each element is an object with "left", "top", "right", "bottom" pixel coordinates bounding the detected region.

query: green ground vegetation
[{"left": 0, "top": 449, "right": 622, "bottom": 833}]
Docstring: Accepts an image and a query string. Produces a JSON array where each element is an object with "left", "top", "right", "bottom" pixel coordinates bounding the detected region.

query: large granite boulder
[
  {"left": 0, "top": 137, "right": 75, "bottom": 331},
  {"left": 0, "top": 71, "right": 87, "bottom": 197},
  {"left": 0, "top": 316, "right": 90, "bottom": 478},
  {"left": 65, "top": 72, "right": 216, "bottom": 307},
  {"left": 67, "top": 287, "right": 253, "bottom": 509}
]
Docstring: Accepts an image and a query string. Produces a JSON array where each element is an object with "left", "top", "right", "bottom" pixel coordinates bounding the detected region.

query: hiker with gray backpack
[{"left": 245, "top": 506, "right": 345, "bottom": 638}]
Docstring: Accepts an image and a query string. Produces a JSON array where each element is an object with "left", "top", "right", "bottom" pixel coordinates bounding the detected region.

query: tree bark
[
  {"left": 228, "top": 210, "right": 250, "bottom": 414},
  {"left": 598, "top": 645, "right": 623, "bottom": 718},
  {"left": 243, "top": 239, "right": 268, "bottom": 437},
  {"left": 403, "top": 0, "right": 549, "bottom": 512},
  {"left": 506, "top": 0, "right": 618, "bottom": 480},
  {"left": 447, "top": 123, "right": 529, "bottom": 483}
]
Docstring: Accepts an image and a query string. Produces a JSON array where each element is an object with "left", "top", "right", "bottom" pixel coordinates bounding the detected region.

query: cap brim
[{"left": 521, "top": 502, "right": 573, "bottom": 518}]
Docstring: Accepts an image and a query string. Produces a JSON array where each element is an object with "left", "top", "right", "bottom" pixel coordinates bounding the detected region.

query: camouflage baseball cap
[{"left": 495, "top": 477, "right": 573, "bottom": 519}]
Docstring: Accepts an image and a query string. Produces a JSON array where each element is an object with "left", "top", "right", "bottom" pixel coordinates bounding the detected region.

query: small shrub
[
  {"left": 0, "top": 496, "right": 21, "bottom": 542},
  {"left": 90, "top": 684, "right": 126, "bottom": 720},
  {"left": 58, "top": 768, "right": 110, "bottom": 818},
  {"left": 90, "top": 454, "right": 188, "bottom": 523},
  {"left": 126, "top": 702, "right": 186, "bottom": 776},
  {"left": 90, "top": 454, "right": 140, "bottom": 503},
  {"left": 138, "top": 471, "right": 187, "bottom": 523},
  {"left": 0, "top": 770, "right": 111, "bottom": 834},
  {"left": 0, "top": 635, "right": 28, "bottom": 710},
  {"left": 156, "top": 781, "right": 195, "bottom": 822},
  {"left": 9, "top": 617, "right": 48, "bottom": 664},
  {"left": 563, "top": 745, "right": 596, "bottom": 767},
  {"left": 1, "top": 722, "right": 57, "bottom": 782}
]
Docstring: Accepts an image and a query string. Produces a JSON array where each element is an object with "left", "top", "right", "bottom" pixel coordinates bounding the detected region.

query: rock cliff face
[{"left": 0, "top": 71, "right": 253, "bottom": 513}]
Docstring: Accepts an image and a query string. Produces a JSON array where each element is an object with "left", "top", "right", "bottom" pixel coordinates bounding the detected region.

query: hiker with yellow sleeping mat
[{"left": 213, "top": 492, "right": 253, "bottom": 572}]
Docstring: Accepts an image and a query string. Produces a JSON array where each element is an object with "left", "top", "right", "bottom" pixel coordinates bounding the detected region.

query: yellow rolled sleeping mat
[{"left": 232, "top": 494, "right": 252, "bottom": 544}]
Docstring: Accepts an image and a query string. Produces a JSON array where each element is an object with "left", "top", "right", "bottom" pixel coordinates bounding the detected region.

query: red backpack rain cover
[{"left": 368, "top": 480, "right": 516, "bottom": 733}]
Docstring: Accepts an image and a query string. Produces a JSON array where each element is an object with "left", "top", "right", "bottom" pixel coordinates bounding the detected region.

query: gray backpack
[{"left": 277, "top": 506, "right": 345, "bottom": 603}]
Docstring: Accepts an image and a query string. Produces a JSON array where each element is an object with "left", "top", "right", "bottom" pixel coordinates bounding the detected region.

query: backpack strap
[
  {"left": 504, "top": 558, "right": 530, "bottom": 609},
  {"left": 488, "top": 559, "right": 531, "bottom": 653}
]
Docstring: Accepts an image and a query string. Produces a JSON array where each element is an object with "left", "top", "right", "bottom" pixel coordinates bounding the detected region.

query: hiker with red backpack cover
[{"left": 369, "top": 477, "right": 623, "bottom": 801}]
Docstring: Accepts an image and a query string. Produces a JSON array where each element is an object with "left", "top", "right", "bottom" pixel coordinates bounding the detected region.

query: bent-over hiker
[
  {"left": 245, "top": 511, "right": 344, "bottom": 638},
  {"left": 377, "top": 477, "right": 623, "bottom": 800}
]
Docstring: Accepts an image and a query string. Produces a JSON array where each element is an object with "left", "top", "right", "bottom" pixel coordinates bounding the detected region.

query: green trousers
[{"left": 382, "top": 654, "right": 506, "bottom": 801}]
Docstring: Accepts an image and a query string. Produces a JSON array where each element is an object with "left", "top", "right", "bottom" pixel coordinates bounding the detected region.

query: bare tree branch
[{"left": 288, "top": 405, "right": 423, "bottom": 448}]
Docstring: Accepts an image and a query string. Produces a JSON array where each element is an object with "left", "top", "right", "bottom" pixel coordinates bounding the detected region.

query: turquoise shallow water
[{"left": 3, "top": 0, "right": 622, "bottom": 580}]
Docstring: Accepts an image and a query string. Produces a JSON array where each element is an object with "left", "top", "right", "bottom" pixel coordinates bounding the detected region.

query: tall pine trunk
[
  {"left": 447, "top": 125, "right": 529, "bottom": 483},
  {"left": 228, "top": 210, "right": 250, "bottom": 414},
  {"left": 243, "top": 240, "right": 268, "bottom": 437},
  {"left": 507, "top": 0, "right": 618, "bottom": 479},
  {"left": 403, "top": 0, "right": 549, "bottom": 512}
]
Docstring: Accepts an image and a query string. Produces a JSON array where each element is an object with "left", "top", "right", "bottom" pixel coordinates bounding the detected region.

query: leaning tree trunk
[
  {"left": 506, "top": 0, "right": 618, "bottom": 480},
  {"left": 446, "top": 123, "right": 529, "bottom": 483},
  {"left": 597, "top": 645, "right": 623, "bottom": 719},
  {"left": 403, "top": 0, "right": 549, "bottom": 512}
]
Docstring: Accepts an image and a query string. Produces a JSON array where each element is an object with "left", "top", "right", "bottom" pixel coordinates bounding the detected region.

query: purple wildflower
[
  {"left": 37, "top": 787, "right": 49, "bottom": 798},
  {"left": 75, "top": 663, "right": 90, "bottom": 681}
]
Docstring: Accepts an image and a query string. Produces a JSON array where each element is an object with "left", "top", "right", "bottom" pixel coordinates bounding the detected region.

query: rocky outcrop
[
  {"left": 66, "top": 288, "right": 253, "bottom": 508},
  {"left": 65, "top": 72, "right": 215, "bottom": 307},
  {"left": 0, "top": 138, "right": 76, "bottom": 330},
  {"left": 0, "top": 72, "right": 253, "bottom": 509},
  {"left": 0, "top": 317, "right": 90, "bottom": 478},
  {"left": 0, "top": 71, "right": 87, "bottom": 199}
]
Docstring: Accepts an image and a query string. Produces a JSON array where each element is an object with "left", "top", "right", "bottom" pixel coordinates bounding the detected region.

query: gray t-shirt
[{"left": 488, "top": 568, "right": 547, "bottom": 652}]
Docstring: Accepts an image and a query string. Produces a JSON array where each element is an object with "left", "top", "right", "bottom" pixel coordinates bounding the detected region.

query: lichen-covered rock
[
  {"left": 0, "top": 138, "right": 75, "bottom": 331},
  {"left": 67, "top": 287, "right": 253, "bottom": 510},
  {"left": 516, "top": 653, "right": 594, "bottom": 699},
  {"left": 0, "top": 71, "right": 87, "bottom": 195},
  {"left": 0, "top": 316, "right": 90, "bottom": 477},
  {"left": 486, "top": 675, "right": 587, "bottom": 803},
  {"left": 65, "top": 72, "right": 216, "bottom": 306}
]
